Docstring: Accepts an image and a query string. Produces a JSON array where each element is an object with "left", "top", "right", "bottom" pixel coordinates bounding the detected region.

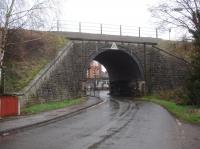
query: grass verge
[
  {"left": 22, "top": 98, "right": 85, "bottom": 115},
  {"left": 142, "top": 95, "right": 200, "bottom": 124}
]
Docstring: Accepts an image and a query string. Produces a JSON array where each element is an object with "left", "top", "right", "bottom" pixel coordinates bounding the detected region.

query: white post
[{"left": 18, "top": 96, "right": 21, "bottom": 115}]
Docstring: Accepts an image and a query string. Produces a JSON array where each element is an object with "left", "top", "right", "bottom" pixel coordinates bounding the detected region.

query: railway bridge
[{"left": 21, "top": 31, "right": 189, "bottom": 102}]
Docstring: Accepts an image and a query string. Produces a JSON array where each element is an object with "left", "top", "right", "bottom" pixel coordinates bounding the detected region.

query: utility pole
[{"left": 156, "top": 28, "right": 158, "bottom": 38}]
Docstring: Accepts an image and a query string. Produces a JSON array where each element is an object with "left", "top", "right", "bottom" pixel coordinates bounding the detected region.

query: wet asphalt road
[{"left": 0, "top": 91, "right": 199, "bottom": 149}]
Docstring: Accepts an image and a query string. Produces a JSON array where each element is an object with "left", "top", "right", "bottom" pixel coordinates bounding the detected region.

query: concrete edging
[{"left": 0, "top": 97, "right": 103, "bottom": 136}]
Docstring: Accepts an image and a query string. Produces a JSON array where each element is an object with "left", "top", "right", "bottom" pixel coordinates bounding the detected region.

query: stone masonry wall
[{"left": 23, "top": 40, "right": 189, "bottom": 103}]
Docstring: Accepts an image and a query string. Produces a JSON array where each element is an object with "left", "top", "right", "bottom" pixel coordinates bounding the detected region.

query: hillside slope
[
  {"left": 157, "top": 39, "right": 193, "bottom": 61},
  {"left": 4, "top": 30, "right": 66, "bottom": 93}
]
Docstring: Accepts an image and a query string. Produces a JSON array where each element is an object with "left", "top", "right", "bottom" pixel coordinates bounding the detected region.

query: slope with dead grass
[
  {"left": 157, "top": 39, "right": 193, "bottom": 61},
  {"left": 4, "top": 30, "right": 67, "bottom": 92}
]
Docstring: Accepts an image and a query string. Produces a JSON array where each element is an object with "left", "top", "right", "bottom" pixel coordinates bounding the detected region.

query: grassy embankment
[
  {"left": 143, "top": 95, "right": 200, "bottom": 124},
  {"left": 22, "top": 97, "right": 85, "bottom": 115},
  {"left": 4, "top": 30, "right": 88, "bottom": 115},
  {"left": 157, "top": 39, "right": 193, "bottom": 61},
  {"left": 4, "top": 30, "right": 67, "bottom": 92}
]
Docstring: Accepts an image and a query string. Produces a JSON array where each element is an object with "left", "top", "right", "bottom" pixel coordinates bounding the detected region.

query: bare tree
[
  {"left": 150, "top": 0, "right": 200, "bottom": 40},
  {"left": 150, "top": 0, "right": 200, "bottom": 105},
  {"left": 0, "top": 0, "right": 58, "bottom": 94}
]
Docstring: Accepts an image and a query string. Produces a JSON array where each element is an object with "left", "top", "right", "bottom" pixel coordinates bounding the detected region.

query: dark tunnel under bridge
[{"left": 91, "top": 49, "right": 145, "bottom": 96}]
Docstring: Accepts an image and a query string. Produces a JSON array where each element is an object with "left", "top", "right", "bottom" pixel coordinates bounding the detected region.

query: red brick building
[{"left": 87, "top": 61, "right": 102, "bottom": 79}]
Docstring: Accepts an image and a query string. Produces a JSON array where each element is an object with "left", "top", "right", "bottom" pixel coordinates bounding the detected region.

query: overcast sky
[
  {"left": 57, "top": 0, "right": 182, "bottom": 40},
  {"left": 59, "top": 0, "right": 158, "bottom": 26}
]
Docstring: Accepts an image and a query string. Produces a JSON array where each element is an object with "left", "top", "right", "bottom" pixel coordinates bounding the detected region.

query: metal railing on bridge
[{"left": 55, "top": 20, "right": 160, "bottom": 39}]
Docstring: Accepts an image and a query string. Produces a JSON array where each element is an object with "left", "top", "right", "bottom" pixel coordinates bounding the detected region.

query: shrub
[
  {"left": 185, "top": 45, "right": 200, "bottom": 105},
  {"left": 153, "top": 88, "right": 190, "bottom": 105}
]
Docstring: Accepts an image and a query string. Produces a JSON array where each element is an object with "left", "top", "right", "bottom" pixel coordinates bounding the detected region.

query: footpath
[{"left": 0, "top": 96, "right": 103, "bottom": 136}]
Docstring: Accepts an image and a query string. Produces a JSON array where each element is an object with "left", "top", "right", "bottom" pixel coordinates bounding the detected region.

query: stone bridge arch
[{"left": 83, "top": 44, "right": 145, "bottom": 95}]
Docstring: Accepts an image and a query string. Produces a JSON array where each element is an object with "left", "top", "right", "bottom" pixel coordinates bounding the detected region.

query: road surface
[{"left": 0, "top": 91, "right": 199, "bottom": 149}]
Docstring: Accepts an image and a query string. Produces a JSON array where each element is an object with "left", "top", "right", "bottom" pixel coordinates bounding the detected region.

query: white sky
[
  {"left": 59, "top": 0, "right": 156, "bottom": 26},
  {"left": 57, "top": 0, "right": 184, "bottom": 40}
]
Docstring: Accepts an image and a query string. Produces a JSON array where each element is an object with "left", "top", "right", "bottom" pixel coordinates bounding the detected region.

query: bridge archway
[{"left": 85, "top": 48, "right": 144, "bottom": 96}]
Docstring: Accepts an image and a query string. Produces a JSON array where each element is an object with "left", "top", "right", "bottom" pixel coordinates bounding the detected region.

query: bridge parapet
[
  {"left": 55, "top": 20, "right": 162, "bottom": 39},
  {"left": 55, "top": 31, "right": 159, "bottom": 45}
]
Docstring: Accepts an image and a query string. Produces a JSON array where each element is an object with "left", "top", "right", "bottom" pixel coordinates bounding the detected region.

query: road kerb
[{"left": 0, "top": 97, "right": 103, "bottom": 136}]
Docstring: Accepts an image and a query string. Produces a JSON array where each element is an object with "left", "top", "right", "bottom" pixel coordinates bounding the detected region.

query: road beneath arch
[{"left": 0, "top": 91, "right": 199, "bottom": 149}]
